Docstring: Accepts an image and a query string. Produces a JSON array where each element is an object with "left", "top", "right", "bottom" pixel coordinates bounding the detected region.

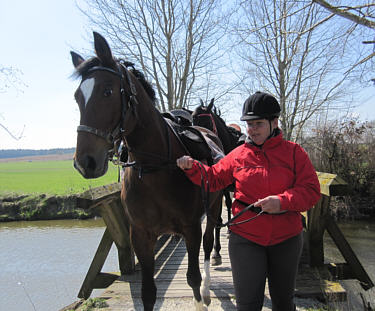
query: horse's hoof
[
  {"left": 211, "top": 255, "right": 222, "bottom": 266},
  {"left": 203, "top": 295, "right": 211, "bottom": 306},
  {"left": 194, "top": 299, "right": 208, "bottom": 311}
]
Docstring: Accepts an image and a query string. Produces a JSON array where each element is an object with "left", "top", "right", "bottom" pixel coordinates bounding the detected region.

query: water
[
  {"left": 0, "top": 219, "right": 374, "bottom": 311},
  {"left": 0, "top": 219, "right": 119, "bottom": 311}
]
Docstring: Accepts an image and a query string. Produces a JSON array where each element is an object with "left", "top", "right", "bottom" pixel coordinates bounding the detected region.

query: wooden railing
[
  {"left": 76, "top": 172, "right": 374, "bottom": 299},
  {"left": 306, "top": 172, "right": 374, "bottom": 290}
]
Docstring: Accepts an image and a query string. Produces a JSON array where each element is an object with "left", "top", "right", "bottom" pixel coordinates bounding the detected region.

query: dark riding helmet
[{"left": 240, "top": 91, "right": 281, "bottom": 121}]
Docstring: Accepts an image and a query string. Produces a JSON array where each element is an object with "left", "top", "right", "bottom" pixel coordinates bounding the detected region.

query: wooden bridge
[{"left": 67, "top": 172, "right": 373, "bottom": 309}]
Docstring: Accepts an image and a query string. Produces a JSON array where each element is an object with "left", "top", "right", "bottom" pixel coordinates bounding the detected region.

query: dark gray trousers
[{"left": 228, "top": 232, "right": 303, "bottom": 311}]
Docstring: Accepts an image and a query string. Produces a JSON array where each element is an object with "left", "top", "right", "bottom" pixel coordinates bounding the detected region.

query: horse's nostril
[{"left": 86, "top": 155, "right": 96, "bottom": 171}]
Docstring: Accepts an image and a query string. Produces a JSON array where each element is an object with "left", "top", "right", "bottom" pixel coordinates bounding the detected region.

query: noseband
[{"left": 77, "top": 62, "right": 138, "bottom": 144}]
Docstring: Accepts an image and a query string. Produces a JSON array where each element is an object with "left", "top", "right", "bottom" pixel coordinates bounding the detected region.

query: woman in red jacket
[{"left": 177, "top": 91, "right": 320, "bottom": 311}]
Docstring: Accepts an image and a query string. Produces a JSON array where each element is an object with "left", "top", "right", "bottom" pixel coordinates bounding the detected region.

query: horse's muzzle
[{"left": 73, "top": 154, "right": 108, "bottom": 179}]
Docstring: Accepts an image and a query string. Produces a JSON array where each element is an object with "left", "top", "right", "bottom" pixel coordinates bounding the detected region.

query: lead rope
[{"left": 193, "top": 160, "right": 264, "bottom": 228}]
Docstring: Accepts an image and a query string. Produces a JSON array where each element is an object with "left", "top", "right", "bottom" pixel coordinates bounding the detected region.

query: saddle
[
  {"left": 165, "top": 118, "right": 224, "bottom": 166},
  {"left": 118, "top": 113, "right": 224, "bottom": 167},
  {"left": 162, "top": 109, "right": 193, "bottom": 127}
]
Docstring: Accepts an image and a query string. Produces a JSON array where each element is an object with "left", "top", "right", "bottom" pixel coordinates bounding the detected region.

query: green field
[{"left": 0, "top": 160, "right": 119, "bottom": 195}]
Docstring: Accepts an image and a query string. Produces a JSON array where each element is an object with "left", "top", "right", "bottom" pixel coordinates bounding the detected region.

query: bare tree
[
  {"left": 0, "top": 66, "right": 26, "bottom": 94},
  {"left": 0, "top": 66, "right": 26, "bottom": 140},
  {"left": 78, "top": 0, "right": 232, "bottom": 112},
  {"left": 312, "top": 0, "right": 375, "bottom": 81},
  {"left": 231, "top": 0, "right": 362, "bottom": 141}
]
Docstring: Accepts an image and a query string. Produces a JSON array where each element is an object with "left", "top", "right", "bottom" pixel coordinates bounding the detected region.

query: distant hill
[{"left": 0, "top": 148, "right": 75, "bottom": 159}]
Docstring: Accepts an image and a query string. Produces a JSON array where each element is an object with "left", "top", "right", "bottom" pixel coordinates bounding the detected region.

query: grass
[{"left": 0, "top": 160, "right": 119, "bottom": 195}]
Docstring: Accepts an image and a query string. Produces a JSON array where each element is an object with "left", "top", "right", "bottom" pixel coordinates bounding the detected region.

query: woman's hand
[
  {"left": 254, "top": 195, "right": 285, "bottom": 214},
  {"left": 176, "top": 155, "right": 194, "bottom": 170}
]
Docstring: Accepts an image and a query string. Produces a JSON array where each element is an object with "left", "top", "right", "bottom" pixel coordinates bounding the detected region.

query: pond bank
[
  {"left": 0, "top": 193, "right": 100, "bottom": 222},
  {"left": 1, "top": 193, "right": 373, "bottom": 222}
]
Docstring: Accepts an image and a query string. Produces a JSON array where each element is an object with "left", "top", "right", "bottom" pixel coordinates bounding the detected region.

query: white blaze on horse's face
[{"left": 80, "top": 78, "right": 95, "bottom": 108}]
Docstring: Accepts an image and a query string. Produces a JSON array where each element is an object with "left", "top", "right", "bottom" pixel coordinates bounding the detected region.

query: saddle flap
[
  {"left": 165, "top": 118, "right": 223, "bottom": 164},
  {"left": 180, "top": 128, "right": 205, "bottom": 143}
]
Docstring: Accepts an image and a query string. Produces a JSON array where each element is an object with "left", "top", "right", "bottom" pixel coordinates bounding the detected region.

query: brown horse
[{"left": 71, "top": 32, "right": 223, "bottom": 311}]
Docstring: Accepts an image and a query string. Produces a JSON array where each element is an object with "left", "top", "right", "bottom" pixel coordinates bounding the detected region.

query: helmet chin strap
[{"left": 266, "top": 120, "right": 274, "bottom": 140}]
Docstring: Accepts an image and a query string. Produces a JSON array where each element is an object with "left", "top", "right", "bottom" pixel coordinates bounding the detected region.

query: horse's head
[
  {"left": 71, "top": 32, "right": 137, "bottom": 178},
  {"left": 192, "top": 98, "right": 218, "bottom": 134}
]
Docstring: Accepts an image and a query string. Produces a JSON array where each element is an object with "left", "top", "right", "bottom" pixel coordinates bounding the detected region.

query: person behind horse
[{"left": 176, "top": 91, "right": 320, "bottom": 311}]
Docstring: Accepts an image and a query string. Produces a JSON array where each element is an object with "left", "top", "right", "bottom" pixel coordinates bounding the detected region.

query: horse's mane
[{"left": 73, "top": 57, "right": 156, "bottom": 104}]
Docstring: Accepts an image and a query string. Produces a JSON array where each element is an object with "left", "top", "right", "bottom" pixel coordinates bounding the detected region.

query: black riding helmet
[{"left": 240, "top": 91, "right": 281, "bottom": 121}]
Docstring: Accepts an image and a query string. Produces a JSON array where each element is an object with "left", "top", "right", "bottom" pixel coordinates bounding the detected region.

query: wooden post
[
  {"left": 307, "top": 194, "right": 330, "bottom": 266},
  {"left": 76, "top": 183, "right": 135, "bottom": 299},
  {"left": 78, "top": 228, "right": 116, "bottom": 299}
]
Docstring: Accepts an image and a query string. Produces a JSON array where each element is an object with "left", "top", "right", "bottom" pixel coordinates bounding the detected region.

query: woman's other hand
[{"left": 254, "top": 195, "right": 285, "bottom": 214}]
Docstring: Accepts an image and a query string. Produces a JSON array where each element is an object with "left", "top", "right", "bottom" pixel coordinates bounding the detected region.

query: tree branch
[{"left": 312, "top": 0, "right": 375, "bottom": 29}]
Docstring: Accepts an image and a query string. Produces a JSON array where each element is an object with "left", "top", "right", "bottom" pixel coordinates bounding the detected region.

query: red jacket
[{"left": 184, "top": 133, "right": 320, "bottom": 246}]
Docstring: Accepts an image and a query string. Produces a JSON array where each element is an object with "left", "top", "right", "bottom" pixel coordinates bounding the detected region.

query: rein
[
  {"left": 194, "top": 113, "right": 218, "bottom": 135},
  {"left": 193, "top": 160, "right": 264, "bottom": 228}
]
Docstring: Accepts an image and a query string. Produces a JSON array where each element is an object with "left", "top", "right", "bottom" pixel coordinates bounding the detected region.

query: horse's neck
[
  {"left": 212, "top": 115, "right": 233, "bottom": 153},
  {"left": 126, "top": 103, "right": 170, "bottom": 161}
]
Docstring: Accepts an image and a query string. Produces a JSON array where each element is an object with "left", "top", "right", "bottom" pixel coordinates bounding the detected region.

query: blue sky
[{"left": 0, "top": 0, "right": 374, "bottom": 150}]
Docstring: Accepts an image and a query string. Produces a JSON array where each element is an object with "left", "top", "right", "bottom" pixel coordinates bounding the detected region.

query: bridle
[
  {"left": 76, "top": 60, "right": 177, "bottom": 173},
  {"left": 76, "top": 61, "right": 138, "bottom": 145},
  {"left": 193, "top": 113, "right": 218, "bottom": 135}
]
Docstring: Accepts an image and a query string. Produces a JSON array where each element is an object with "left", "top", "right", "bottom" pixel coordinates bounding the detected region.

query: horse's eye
[{"left": 104, "top": 88, "right": 113, "bottom": 97}]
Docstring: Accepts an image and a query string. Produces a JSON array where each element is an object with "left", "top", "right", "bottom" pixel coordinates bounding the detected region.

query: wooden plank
[
  {"left": 92, "top": 272, "right": 119, "bottom": 289},
  {"left": 96, "top": 233, "right": 346, "bottom": 303},
  {"left": 325, "top": 215, "right": 374, "bottom": 290},
  {"left": 99, "top": 200, "right": 128, "bottom": 247},
  {"left": 78, "top": 228, "right": 114, "bottom": 299},
  {"left": 326, "top": 263, "right": 356, "bottom": 280},
  {"left": 98, "top": 198, "right": 135, "bottom": 274},
  {"left": 316, "top": 172, "right": 348, "bottom": 197},
  {"left": 77, "top": 183, "right": 121, "bottom": 209}
]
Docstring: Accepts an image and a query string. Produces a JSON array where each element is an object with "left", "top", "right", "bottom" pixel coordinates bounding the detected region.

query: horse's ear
[
  {"left": 93, "top": 31, "right": 114, "bottom": 65},
  {"left": 208, "top": 98, "right": 215, "bottom": 111},
  {"left": 200, "top": 99, "right": 204, "bottom": 107},
  {"left": 71, "top": 51, "right": 85, "bottom": 68}
]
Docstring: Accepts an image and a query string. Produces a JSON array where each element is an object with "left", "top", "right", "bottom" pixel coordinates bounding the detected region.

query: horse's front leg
[
  {"left": 130, "top": 227, "right": 157, "bottom": 311},
  {"left": 202, "top": 194, "right": 223, "bottom": 306},
  {"left": 183, "top": 222, "right": 207, "bottom": 311}
]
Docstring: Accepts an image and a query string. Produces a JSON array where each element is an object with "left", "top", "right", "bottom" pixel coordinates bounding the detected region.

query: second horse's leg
[
  {"left": 211, "top": 202, "right": 222, "bottom": 266},
  {"left": 184, "top": 222, "right": 207, "bottom": 311}
]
